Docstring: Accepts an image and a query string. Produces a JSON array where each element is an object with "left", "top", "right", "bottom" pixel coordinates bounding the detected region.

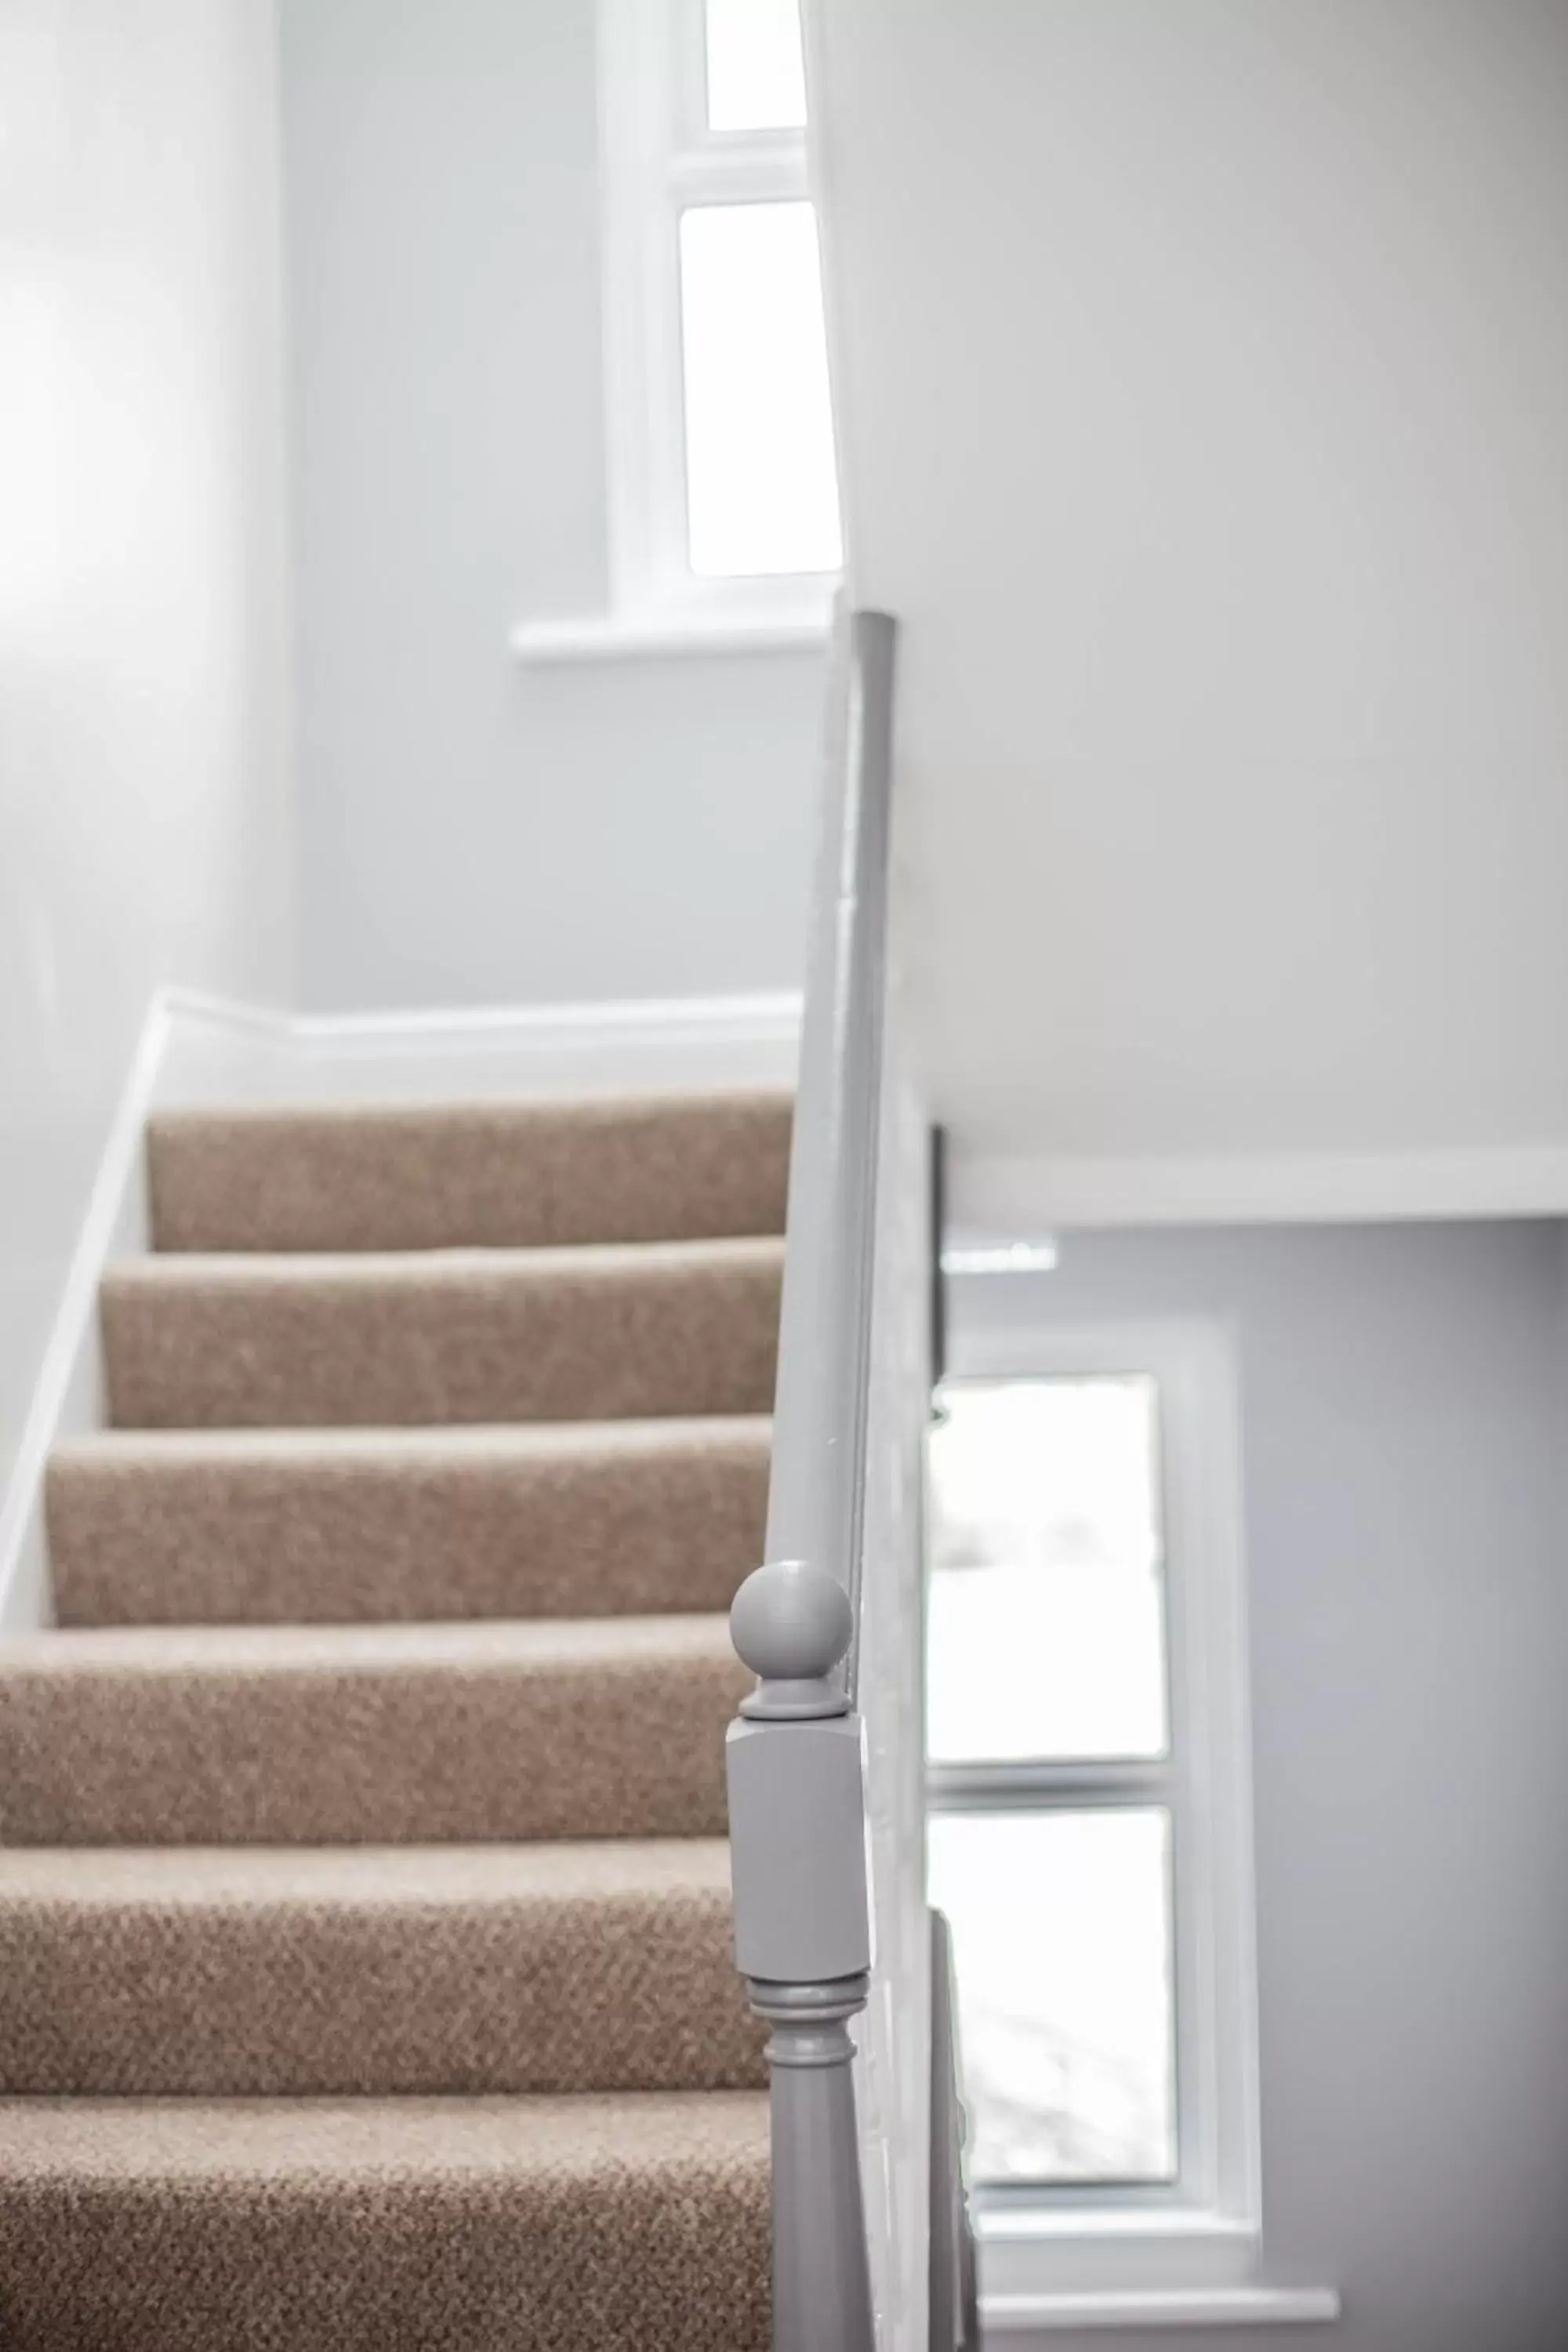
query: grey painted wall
[
  {"left": 0, "top": 0, "right": 293, "bottom": 1508},
  {"left": 953, "top": 1220, "right": 1568, "bottom": 2351},
  {"left": 277, "top": 0, "right": 825, "bottom": 1014}
]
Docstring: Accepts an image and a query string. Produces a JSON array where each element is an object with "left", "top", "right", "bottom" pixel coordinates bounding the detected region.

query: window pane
[
  {"left": 930, "top": 1810, "right": 1177, "bottom": 2185},
  {"left": 679, "top": 201, "right": 841, "bottom": 578},
  {"left": 927, "top": 1377, "right": 1167, "bottom": 1765},
  {"left": 704, "top": 0, "right": 808, "bottom": 130}
]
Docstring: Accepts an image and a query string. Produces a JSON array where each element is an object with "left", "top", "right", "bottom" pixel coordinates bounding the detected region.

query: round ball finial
[{"left": 730, "top": 1559, "right": 853, "bottom": 1686}]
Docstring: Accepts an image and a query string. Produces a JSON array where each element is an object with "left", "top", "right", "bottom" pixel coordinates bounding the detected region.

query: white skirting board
[
  {"left": 0, "top": 985, "right": 801, "bottom": 1632},
  {"left": 154, "top": 986, "right": 803, "bottom": 1109}
]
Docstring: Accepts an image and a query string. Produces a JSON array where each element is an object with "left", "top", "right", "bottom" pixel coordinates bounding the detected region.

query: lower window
[
  {"left": 926, "top": 1319, "right": 1260, "bottom": 2263},
  {"left": 929, "top": 1806, "right": 1176, "bottom": 2187}
]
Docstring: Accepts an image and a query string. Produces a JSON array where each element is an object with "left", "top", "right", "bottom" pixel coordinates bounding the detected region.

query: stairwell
[{"left": 0, "top": 1087, "right": 790, "bottom": 2349}]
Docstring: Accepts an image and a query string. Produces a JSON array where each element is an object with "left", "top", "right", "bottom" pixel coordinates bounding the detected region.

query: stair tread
[
  {"left": 0, "top": 2089, "right": 771, "bottom": 2180},
  {"left": 50, "top": 1411, "right": 771, "bottom": 1465},
  {"left": 154, "top": 1087, "right": 789, "bottom": 1123},
  {"left": 106, "top": 1233, "right": 787, "bottom": 1283},
  {"left": 0, "top": 1610, "right": 735, "bottom": 1675},
  {"left": 0, "top": 1835, "right": 735, "bottom": 1904}
]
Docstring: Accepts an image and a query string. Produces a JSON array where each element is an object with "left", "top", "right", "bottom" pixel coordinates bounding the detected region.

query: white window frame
[
  {"left": 932, "top": 1314, "right": 1278, "bottom": 2316},
  {"left": 593, "top": 0, "right": 840, "bottom": 644}
]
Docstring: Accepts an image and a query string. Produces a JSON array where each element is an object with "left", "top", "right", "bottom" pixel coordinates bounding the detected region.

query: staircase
[{"left": 0, "top": 1088, "right": 791, "bottom": 2350}]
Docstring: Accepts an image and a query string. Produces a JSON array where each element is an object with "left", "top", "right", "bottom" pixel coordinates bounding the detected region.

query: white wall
[
  {"left": 278, "top": 0, "right": 826, "bottom": 1014},
  {"left": 812, "top": 0, "right": 1568, "bottom": 1178},
  {"left": 954, "top": 1219, "right": 1568, "bottom": 2351},
  {"left": 0, "top": 0, "right": 294, "bottom": 1503}
]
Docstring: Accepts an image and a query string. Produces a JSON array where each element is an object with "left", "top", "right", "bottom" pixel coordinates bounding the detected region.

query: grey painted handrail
[
  {"left": 726, "top": 609, "right": 897, "bottom": 2352},
  {"left": 764, "top": 608, "right": 896, "bottom": 1664}
]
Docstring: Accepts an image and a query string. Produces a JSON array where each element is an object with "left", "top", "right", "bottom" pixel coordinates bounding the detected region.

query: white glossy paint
[
  {"left": 153, "top": 985, "right": 802, "bottom": 1110},
  {"left": 0, "top": 0, "right": 293, "bottom": 1577},
  {"left": 809, "top": 0, "right": 1568, "bottom": 1188},
  {"left": 985, "top": 2285, "right": 1340, "bottom": 2333},
  {"left": 278, "top": 0, "right": 827, "bottom": 1014}
]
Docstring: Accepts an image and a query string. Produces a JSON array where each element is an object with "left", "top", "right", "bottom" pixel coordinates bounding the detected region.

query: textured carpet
[
  {"left": 100, "top": 1238, "right": 785, "bottom": 1429},
  {"left": 0, "top": 2094, "right": 771, "bottom": 2351},
  {"left": 0, "top": 1840, "right": 764, "bottom": 2096},
  {"left": 0, "top": 1084, "right": 786, "bottom": 2347},
  {"left": 0, "top": 1615, "right": 747, "bottom": 1846},
  {"left": 47, "top": 1415, "right": 770, "bottom": 1625},
  {"left": 148, "top": 1090, "right": 791, "bottom": 1254}
]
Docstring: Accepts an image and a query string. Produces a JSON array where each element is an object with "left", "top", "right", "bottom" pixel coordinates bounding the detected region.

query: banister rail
[
  {"left": 763, "top": 608, "right": 896, "bottom": 1646},
  {"left": 726, "top": 608, "right": 897, "bottom": 2352}
]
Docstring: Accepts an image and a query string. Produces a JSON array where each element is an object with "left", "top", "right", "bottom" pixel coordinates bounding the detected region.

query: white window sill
[
  {"left": 985, "top": 2285, "right": 1341, "bottom": 2332},
  {"left": 509, "top": 608, "right": 831, "bottom": 665},
  {"left": 975, "top": 2206, "right": 1338, "bottom": 2329}
]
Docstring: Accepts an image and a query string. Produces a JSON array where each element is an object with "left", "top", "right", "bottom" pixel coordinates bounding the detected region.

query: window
[
  {"left": 597, "top": 0, "right": 841, "bottom": 637},
  {"left": 927, "top": 1319, "right": 1262, "bottom": 2301}
]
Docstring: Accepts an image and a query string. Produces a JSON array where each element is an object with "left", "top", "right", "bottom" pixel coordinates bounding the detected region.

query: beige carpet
[{"left": 0, "top": 1086, "right": 786, "bottom": 2349}]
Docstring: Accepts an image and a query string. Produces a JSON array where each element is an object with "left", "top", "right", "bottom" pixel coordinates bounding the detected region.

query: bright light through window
[
  {"left": 929, "top": 1811, "right": 1177, "bottom": 2186},
  {"left": 597, "top": 0, "right": 840, "bottom": 614},
  {"left": 679, "top": 201, "right": 842, "bottom": 578},
  {"left": 927, "top": 1371, "right": 1179, "bottom": 2188},
  {"left": 924, "top": 1327, "right": 1258, "bottom": 2238},
  {"left": 704, "top": 0, "right": 808, "bottom": 130},
  {"left": 927, "top": 1378, "right": 1167, "bottom": 1765}
]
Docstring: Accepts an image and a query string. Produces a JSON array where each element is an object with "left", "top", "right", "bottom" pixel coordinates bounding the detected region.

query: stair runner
[{"left": 0, "top": 1089, "right": 790, "bottom": 2350}]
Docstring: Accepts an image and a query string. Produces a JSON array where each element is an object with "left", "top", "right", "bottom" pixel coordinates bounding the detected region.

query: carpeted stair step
[
  {"left": 0, "top": 2090, "right": 771, "bottom": 2351},
  {"left": 46, "top": 1416, "right": 770, "bottom": 1627},
  {"left": 148, "top": 1089, "right": 792, "bottom": 1254},
  {"left": 0, "top": 1616, "right": 744, "bottom": 1846},
  {"left": 0, "top": 1838, "right": 764, "bottom": 2097},
  {"left": 100, "top": 1237, "right": 784, "bottom": 1430}
]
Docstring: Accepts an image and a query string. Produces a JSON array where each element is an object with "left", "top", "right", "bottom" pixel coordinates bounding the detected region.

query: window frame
[
  {"left": 595, "top": 0, "right": 840, "bottom": 637},
  {"left": 931, "top": 1314, "right": 1264, "bottom": 2300}
]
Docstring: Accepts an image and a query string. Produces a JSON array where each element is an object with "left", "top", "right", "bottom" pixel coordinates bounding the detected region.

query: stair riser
[
  {"left": 100, "top": 1247, "right": 782, "bottom": 1429},
  {"left": 148, "top": 1094, "right": 791, "bottom": 1254},
  {"left": 0, "top": 1654, "right": 745, "bottom": 1846},
  {"left": 47, "top": 1428, "right": 769, "bottom": 1626},
  {"left": 0, "top": 1893, "right": 764, "bottom": 2097},
  {"left": 0, "top": 2118, "right": 771, "bottom": 2352}
]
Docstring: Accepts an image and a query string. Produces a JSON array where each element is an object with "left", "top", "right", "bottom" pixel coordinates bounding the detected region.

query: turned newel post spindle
[{"left": 727, "top": 1559, "right": 876, "bottom": 2352}]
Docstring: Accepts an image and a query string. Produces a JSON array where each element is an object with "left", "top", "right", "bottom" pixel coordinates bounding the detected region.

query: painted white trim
[
  {"left": 510, "top": 608, "right": 829, "bottom": 664},
  {"left": 157, "top": 983, "right": 801, "bottom": 1051},
  {"left": 953, "top": 1144, "right": 1568, "bottom": 1232},
  {"left": 984, "top": 2285, "right": 1341, "bottom": 2332},
  {"left": 155, "top": 985, "right": 802, "bottom": 1106},
  {"left": 0, "top": 983, "right": 801, "bottom": 1626},
  {"left": 0, "top": 996, "right": 168, "bottom": 1631}
]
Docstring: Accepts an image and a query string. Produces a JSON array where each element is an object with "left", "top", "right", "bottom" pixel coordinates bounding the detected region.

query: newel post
[{"left": 727, "top": 1559, "right": 876, "bottom": 2352}]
